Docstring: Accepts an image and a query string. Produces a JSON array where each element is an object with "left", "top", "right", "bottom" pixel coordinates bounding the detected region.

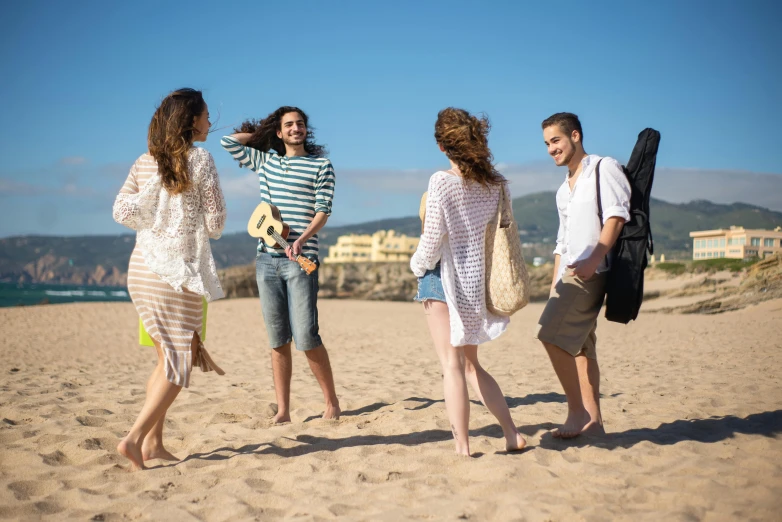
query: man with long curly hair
[{"left": 221, "top": 107, "right": 339, "bottom": 422}]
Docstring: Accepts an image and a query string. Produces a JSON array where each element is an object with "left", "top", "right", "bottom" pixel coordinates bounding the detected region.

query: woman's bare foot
[
  {"left": 322, "top": 404, "right": 341, "bottom": 420},
  {"left": 142, "top": 443, "right": 179, "bottom": 462},
  {"left": 506, "top": 432, "right": 527, "bottom": 452},
  {"left": 117, "top": 438, "right": 145, "bottom": 471},
  {"left": 454, "top": 445, "right": 471, "bottom": 457}
]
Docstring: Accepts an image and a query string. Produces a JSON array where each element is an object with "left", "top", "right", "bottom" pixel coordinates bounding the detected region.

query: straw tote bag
[{"left": 485, "top": 184, "right": 530, "bottom": 316}]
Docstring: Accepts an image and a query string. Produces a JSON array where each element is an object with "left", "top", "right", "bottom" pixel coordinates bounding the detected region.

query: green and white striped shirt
[{"left": 221, "top": 136, "right": 335, "bottom": 259}]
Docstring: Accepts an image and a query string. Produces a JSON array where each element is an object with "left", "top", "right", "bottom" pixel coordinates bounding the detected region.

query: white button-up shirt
[{"left": 553, "top": 154, "right": 631, "bottom": 282}]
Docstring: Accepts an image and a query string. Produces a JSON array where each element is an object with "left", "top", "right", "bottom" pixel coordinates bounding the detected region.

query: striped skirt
[{"left": 127, "top": 247, "right": 207, "bottom": 387}]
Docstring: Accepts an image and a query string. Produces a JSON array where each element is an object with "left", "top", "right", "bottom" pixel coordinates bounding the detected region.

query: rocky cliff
[
  {"left": 13, "top": 253, "right": 127, "bottom": 286},
  {"left": 219, "top": 262, "right": 554, "bottom": 302}
]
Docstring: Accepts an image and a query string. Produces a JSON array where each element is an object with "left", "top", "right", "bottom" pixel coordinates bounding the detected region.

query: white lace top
[
  {"left": 410, "top": 171, "right": 510, "bottom": 346},
  {"left": 113, "top": 148, "right": 227, "bottom": 301}
]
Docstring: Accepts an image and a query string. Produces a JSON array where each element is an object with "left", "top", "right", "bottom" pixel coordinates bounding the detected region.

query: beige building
[
  {"left": 689, "top": 226, "right": 782, "bottom": 260},
  {"left": 323, "top": 230, "right": 419, "bottom": 263}
]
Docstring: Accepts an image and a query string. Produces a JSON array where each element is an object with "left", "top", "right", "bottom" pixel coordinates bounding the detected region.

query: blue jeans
[
  {"left": 414, "top": 263, "right": 445, "bottom": 303},
  {"left": 255, "top": 253, "right": 322, "bottom": 351}
]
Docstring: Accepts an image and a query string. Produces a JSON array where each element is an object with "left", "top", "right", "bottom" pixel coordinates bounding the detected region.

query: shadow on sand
[
  {"left": 537, "top": 409, "right": 782, "bottom": 450},
  {"left": 302, "top": 392, "right": 566, "bottom": 422},
  {"left": 172, "top": 423, "right": 517, "bottom": 466},
  {"left": 160, "top": 401, "right": 782, "bottom": 468}
]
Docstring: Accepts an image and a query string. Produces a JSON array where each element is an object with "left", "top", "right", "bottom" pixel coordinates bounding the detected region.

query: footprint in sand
[
  {"left": 86, "top": 409, "right": 114, "bottom": 416},
  {"left": 32, "top": 500, "right": 64, "bottom": 515},
  {"left": 79, "top": 437, "right": 114, "bottom": 450},
  {"left": 140, "top": 490, "right": 167, "bottom": 501},
  {"left": 208, "top": 413, "right": 251, "bottom": 424},
  {"left": 76, "top": 416, "right": 106, "bottom": 427},
  {"left": 2, "top": 418, "right": 33, "bottom": 426},
  {"left": 136, "top": 482, "right": 177, "bottom": 501},
  {"left": 7, "top": 480, "right": 61, "bottom": 501},
  {"left": 534, "top": 449, "right": 554, "bottom": 466},
  {"left": 39, "top": 450, "right": 72, "bottom": 466},
  {"left": 40, "top": 450, "right": 72, "bottom": 466},
  {"left": 435, "top": 418, "right": 450, "bottom": 429},
  {"left": 245, "top": 478, "right": 272, "bottom": 490},
  {"left": 92, "top": 454, "right": 123, "bottom": 466},
  {"left": 560, "top": 450, "right": 581, "bottom": 464},
  {"left": 329, "top": 504, "right": 361, "bottom": 516},
  {"left": 34, "top": 434, "right": 70, "bottom": 445}
]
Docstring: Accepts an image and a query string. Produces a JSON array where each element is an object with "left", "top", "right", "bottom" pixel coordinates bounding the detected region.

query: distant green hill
[
  {"left": 1, "top": 195, "right": 780, "bottom": 284},
  {"left": 324, "top": 192, "right": 782, "bottom": 254},
  {"left": 648, "top": 198, "right": 782, "bottom": 252}
]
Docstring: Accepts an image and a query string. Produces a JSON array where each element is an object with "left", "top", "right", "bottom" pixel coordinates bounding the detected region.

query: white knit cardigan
[
  {"left": 113, "top": 147, "right": 227, "bottom": 301},
  {"left": 410, "top": 171, "right": 510, "bottom": 346}
]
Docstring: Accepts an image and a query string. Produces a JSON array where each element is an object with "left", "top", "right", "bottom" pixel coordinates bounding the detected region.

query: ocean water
[{"left": 0, "top": 282, "right": 131, "bottom": 307}]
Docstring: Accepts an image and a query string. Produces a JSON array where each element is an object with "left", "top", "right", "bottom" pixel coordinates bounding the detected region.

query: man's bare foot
[
  {"left": 579, "top": 420, "right": 606, "bottom": 436},
  {"left": 117, "top": 438, "right": 145, "bottom": 471},
  {"left": 142, "top": 444, "right": 179, "bottom": 462},
  {"left": 272, "top": 412, "right": 291, "bottom": 424},
  {"left": 322, "top": 404, "right": 340, "bottom": 420},
  {"left": 506, "top": 432, "right": 527, "bottom": 452},
  {"left": 551, "top": 410, "right": 592, "bottom": 439}
]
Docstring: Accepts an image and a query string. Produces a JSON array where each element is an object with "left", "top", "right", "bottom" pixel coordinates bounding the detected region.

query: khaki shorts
[{"left": 534, "top": 272, "right": 607, "bottom": 359}]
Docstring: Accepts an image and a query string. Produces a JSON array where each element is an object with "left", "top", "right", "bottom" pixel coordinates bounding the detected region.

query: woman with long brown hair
[
  {"left": 112, "top": 88, "right": 227, "bottom": 470},
  {"left": 410, "top": 107, "right": 526, "bottom": 456}
]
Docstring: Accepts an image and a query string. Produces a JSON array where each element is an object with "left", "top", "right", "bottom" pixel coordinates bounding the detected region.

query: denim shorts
[
  {"left": 255, "top": 253, "right": 323, "bottom": 351},
  {"left": 414, "top": 263, "right": 445, "bottom": 303}
]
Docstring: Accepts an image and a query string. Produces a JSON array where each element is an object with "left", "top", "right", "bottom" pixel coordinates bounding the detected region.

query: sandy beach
[{"left": 1, "top": 292, "right": 781, "bottom": 521}]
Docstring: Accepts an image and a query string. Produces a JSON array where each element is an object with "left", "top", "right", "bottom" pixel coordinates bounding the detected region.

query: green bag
[{"left": 139, "top": 297, "right": 208, "bottom": 346}]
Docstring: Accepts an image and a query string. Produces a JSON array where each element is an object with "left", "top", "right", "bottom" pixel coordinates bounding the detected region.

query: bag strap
[
  {"left": 595, "top": 158, "right": 604, "bottom": 229},
  {"left": 499, "top": 183, "right": 511, "bottom": 229},
  {"left": 594, "top": 159, "right": 610, "bottom": 267}
]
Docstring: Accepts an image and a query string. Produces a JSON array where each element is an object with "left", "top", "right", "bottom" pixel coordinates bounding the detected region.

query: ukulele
[{"left": 247, "top": 202, "right": 318, "bottom": 275}]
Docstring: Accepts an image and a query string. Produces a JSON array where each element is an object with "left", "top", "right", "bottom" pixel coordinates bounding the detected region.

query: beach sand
[{"left": 1, "top": 295, "right": 781, "bottom": 521}]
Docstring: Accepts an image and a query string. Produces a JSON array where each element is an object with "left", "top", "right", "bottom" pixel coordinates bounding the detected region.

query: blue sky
[{"left": 1, "top": 0, "right": 780, "bottom": 237}]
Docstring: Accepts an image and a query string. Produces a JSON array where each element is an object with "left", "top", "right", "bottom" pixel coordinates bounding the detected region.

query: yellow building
[
  {"left": 689, "top": 226, "right": 782, "bottom": 260},
  {"left": 323, "top": 233, "right": 373, "bottom": 262},
  {"left": 323, "top": 230, "right": 419, "bottom": 263}
]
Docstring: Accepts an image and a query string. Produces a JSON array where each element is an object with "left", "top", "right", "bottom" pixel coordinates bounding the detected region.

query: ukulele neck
[
  {"left": 269, "top": 229, "right": 291, "bottom": 251},
  {"left": 263, "top": 219, "right": 317, "bottom": 274},
  {"left": 269, "top": 228, "right": 310, "bottom": 263}
]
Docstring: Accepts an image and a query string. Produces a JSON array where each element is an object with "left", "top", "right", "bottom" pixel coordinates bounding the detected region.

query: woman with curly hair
[
  {"left": 411, "top": 107, "right": 526, "bottom": 456},
  {"left": 112, "top": 88, "right": 227, "bottom": 470}
]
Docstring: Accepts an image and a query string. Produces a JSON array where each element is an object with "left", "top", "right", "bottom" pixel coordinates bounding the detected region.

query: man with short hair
[
  {"left": 536, "top": 112, "right": 631, "bottom": 438},
  {"left": 222, "top": 106, "right": 340, "bottom": 422}
]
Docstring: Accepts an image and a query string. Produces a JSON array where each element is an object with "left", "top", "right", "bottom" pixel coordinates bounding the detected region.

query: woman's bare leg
[
  {"left": 117, "top": 338, "right": 183, "bottom": 470},
  {"left": 424, "top": 300, "right": 470, "bottom": 456},
  {"left": 140, "top": 338, "right": 185, "bottom": 462},
  {"left": 463, "top": 359, "right": 485, "bottom": 406},
  {"left": 463, "top": 346, "right": 526, "bottom": 452}
]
